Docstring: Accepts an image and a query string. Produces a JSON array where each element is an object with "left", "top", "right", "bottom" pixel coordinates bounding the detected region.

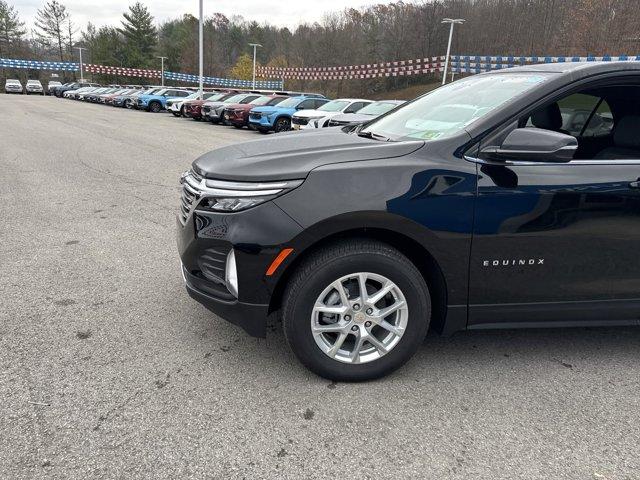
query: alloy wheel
[{"left": 310, "top": 272, "right": 408, "bottom": 364}]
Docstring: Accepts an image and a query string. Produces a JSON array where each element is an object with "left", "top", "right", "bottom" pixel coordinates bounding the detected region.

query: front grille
[
  {"left": 292, "top": 117, "right": 308, "bottom": 126},
  {"left": 202, "top": 106, "right": 211, "bottom": 114},
  {"left": 250, "top": 113, "right": 262, "bottom": 120},
  {"left": 179, "top": 170, "right": 204, "bottom": 225}
]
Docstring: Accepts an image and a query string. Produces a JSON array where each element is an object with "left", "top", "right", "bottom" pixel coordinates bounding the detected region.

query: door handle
[{"left": 630, "top": 179, "right": 640, "bottom": 189}]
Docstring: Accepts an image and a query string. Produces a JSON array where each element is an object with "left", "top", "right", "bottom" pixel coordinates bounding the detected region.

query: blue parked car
[
  {"left": 249, "top": 95, "right": 329, "bottom": 133},
  {"left": 136, "top": 88, "right": 192, "bottom": 112}
]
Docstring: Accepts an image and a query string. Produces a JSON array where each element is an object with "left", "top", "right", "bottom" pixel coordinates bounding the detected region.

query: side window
[
  {"left": 582, "top": 100, "right": 613, "bottom": 138},
  {"left": 298, "top": 99, "right": 316, "bottom": 110},
  {"left": 178, "top": 91, "right": 190, "bottom": 97},
  {"left": 344, "top": 102, "right": 364, "bottom": 114},
  {"left": 525, "top": 93, "right": 613, "bottom": 139},
  {"left": 315, "top": 99, "right": 329, "bottom": 108},
  {"left": 557, "top": 94, "right": 613, "bottom": 138}
]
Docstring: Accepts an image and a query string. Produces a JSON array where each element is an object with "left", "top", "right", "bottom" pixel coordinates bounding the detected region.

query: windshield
[
  {"left": 278, "top": 97, "right": 304, "bottom": 108},
  {"left": 203, "top": 92, "right": 225, "bottom": 102},
  {"left": 222, "top": 94, "right": 246, "bottom": 103},
  {"left": 27, "top": 80, "right": 41, "bottom": 84},
  {"left": 318, "top": 100, "right": 350, "bottom": 112},
  {"left": 7, "top": 79, "right": 20, "bottom": 84},
  {"left": 363, "top": 73, "right": 551, "bottom": 141},
  {"left": 358, "top": 101, "right": 401, "bottom": 116},
  {"left": 250, "top": 95, "right": 278, "bottom": 106}
]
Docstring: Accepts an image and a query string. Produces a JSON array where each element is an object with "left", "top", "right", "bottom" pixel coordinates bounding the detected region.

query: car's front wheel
[
  {"left": 283, "top": 240, "right": 431, "bottom": 381},
  {"left": 149, "top": 101, "right": 162, "bottom": 113},
  {"left": 274, "top": 117, "right": 291, "bottom": 133}
]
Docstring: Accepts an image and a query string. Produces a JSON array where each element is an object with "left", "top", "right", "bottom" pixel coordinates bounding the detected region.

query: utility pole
[
  {"left": 249, "top": 43, "right": 262, "bottom": 89},
  {"left": 75, "top": 47, "right": 87, "bottom": 82},
  {"left": 157, "top": 56, "right": 168, "bottom": 86},
  {"left": 441, "top": 18, "right": 465, "bottom": 85},
  {"left": 198, "top": 0, "right": 204, "bottom": 98}
]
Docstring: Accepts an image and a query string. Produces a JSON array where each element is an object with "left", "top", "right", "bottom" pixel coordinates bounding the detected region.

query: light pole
[
  {"left": 75, "top": 47, "right": 87, "bottom": 82},
  {"left": 198, "top": 0, "right": 204, "bottom": 98},
  {"left": 249, "top": 43, "right": 262, "bottom": 89},
  {"left": 441, "top": 18, "right": 465, "bottom": 85},
  {"left": 157, "top": 56, "right": 168, "bottom": 86}
]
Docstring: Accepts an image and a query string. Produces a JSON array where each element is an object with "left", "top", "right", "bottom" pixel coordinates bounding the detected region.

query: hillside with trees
[{"left": 2, "top": 0, "right": 639, "bottom": 96}]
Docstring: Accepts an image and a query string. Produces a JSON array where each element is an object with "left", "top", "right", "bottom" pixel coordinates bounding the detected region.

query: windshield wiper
[{"left": 356, "top": 130, "right": 391, "bottom": 142}]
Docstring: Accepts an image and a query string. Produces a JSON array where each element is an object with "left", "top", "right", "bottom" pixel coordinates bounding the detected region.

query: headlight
[{"left": 181, "top": 173, "right": 303, "bottom": 212}]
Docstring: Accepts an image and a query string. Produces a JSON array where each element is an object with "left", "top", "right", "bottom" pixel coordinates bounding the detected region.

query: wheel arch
[{"left": 268, "top": 225, "right": 449, "bottom": 334}]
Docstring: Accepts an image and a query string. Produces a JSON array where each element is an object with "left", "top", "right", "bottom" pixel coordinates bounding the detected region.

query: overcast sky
[{"left": 13, "top": 0, "right": 402, "bottom": 32}]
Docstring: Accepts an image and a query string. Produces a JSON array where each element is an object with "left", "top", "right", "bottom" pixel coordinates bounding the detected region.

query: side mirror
[{"left": 480, "top": 128, "right": 577, "bottom": 163}]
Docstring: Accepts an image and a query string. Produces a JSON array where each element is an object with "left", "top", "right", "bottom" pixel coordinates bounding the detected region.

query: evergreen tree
[
  {"left": 34, "top": 0, "right": 69, "bottom": 61},
  {"left": 0, "top": 0, "right": 25, "bottom": 57},
  {"left": 119, "top": 2, "right": 157, "bottom": 68}
]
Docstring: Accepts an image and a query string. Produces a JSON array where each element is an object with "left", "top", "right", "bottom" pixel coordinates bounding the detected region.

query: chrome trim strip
[{"left": 465, "top": 155, "right": 640, "bottom": 166}]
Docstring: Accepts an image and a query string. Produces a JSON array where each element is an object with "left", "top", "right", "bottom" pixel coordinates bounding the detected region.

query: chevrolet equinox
[{"left": 178, "top": 62, "right": 640, "bottom": 380}]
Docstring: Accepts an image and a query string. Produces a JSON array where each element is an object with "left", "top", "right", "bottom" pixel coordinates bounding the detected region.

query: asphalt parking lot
[{"left": 1, "top": 94, "right": 639, "bottom": 479}]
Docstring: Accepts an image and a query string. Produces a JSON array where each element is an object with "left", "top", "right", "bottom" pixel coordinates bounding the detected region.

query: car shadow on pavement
[{"left": 189, "top": 303, "right": 640, "bottom": 380}]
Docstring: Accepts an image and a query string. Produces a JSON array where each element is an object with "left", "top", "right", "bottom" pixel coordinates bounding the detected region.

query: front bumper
[
  {"left": 177, "top": 199, "right": 303, "bottom": 338},
  {"left": 224, "top": 109, "right": 248, "bottom": 126},
  {"left": 183, "top": 267, "right": 269, "bottom": 337},
  {"left": 248, "top": 114, "right": 275, "bottom": 130}
]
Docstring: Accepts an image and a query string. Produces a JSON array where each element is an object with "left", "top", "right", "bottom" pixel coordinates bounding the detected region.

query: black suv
[{"left": 177, "top": 62, "right": 640, "bottom": 381}]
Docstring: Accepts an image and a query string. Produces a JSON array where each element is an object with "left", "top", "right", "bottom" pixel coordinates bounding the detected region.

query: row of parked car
[
  {"left": 3, "top": 78, "right": 64, "bottom": 95},
  {"left": 47, "top": 81, "right": 405, "bottom": 133}
]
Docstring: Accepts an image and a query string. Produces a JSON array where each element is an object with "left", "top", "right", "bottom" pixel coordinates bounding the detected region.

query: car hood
[
  {"left": 330, "top": 113, "right": 376, "bottom": 123},
  {"left": 203, "top": 100, "right": 227, "bottom": 108},
  {"left": 192, "top": 129, "right": 424, "bottom": 181},
  {"left": 250, "top": 106, "right": 292, "bottom": 115},
  {"left": 295, "top": 109, "right": 336, "bottom": 119}
]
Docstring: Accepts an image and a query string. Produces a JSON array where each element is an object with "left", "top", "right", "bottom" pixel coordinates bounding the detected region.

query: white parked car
[
  {"left": 167, "top": 91, "right": 218, "bottom": 117},
  {"left": 25, "top": 79, "right": 44, "bottom": 95},
  {"left": 4, "top": 79, "right": 23, "bottom": 94},
  {"left": 291, "top": 98, "right": 372, "bottom": 129},
  {"left": 47, "top": 80, "right": 63, "bottom": 95}
]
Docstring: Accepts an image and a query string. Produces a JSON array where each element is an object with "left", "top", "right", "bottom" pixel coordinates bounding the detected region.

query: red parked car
[
  {"left": 222, "top": 94, "right": 289, "bottom": 128},
  {"left": 182, "top": 93, "right": 222, "bottom": 120}
]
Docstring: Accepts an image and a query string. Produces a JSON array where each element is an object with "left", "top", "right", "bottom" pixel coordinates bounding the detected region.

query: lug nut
[
  {"left": 351, "top": 325, "right": 358, "bottom": 331},
  {"left": 353, "top": 304, "right": 360, "bottom": 311},
  {"left": 366, "top": 308, "right": 373, "bottom": 315},
  {"left": 365, "top": 321, "right": 372, "bottom": 327},
  {"left": 344, "top": 315, "right": 351, "bottom": 321}
]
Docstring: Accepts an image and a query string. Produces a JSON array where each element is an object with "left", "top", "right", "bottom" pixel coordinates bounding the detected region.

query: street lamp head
[
  {"left": 442, "top": 18, "right": 465, "bottom": 24},
  {"left": 249, "top": 43, "right": 263, "bottom": 48}
]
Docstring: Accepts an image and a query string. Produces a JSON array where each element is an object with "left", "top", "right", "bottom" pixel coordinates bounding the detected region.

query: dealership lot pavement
[{"left": 1, "top": 95, "right": 639, "bottom": 479}]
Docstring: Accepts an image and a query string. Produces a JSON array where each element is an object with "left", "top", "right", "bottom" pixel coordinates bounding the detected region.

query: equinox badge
[{"left": 482, "top": 259, "right": 545, "bottom": 267}]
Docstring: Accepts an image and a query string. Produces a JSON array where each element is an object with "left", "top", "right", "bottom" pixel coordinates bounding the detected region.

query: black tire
[
  {"left": 283, "top": 240, "right": 431, "bottom": 381},
  {"left": 171, "top": 111, "right": 181, "bottom": 117},
  {"left": 125, "top": 99, "right": 134, "bottom": 109},
  {"left": 149, "top": 101, "right": 162, "bottom": 113},
  {"left": 274, "top": 117, "right": 291, "bottom": 133},
  {"left": 258, "top": 127, "right": 270, "bottom": 134},
  {"left": 233, "top": 124, "right": 243, "bottom": 129}
]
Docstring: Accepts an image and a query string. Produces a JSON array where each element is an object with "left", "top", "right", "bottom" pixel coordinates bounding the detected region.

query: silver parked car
[
  {"left": 4, "top": 79, "right": 23, "bottom": 94},
  {"left": 25, "top": 79, "right": 44, "bottom": 95}
]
